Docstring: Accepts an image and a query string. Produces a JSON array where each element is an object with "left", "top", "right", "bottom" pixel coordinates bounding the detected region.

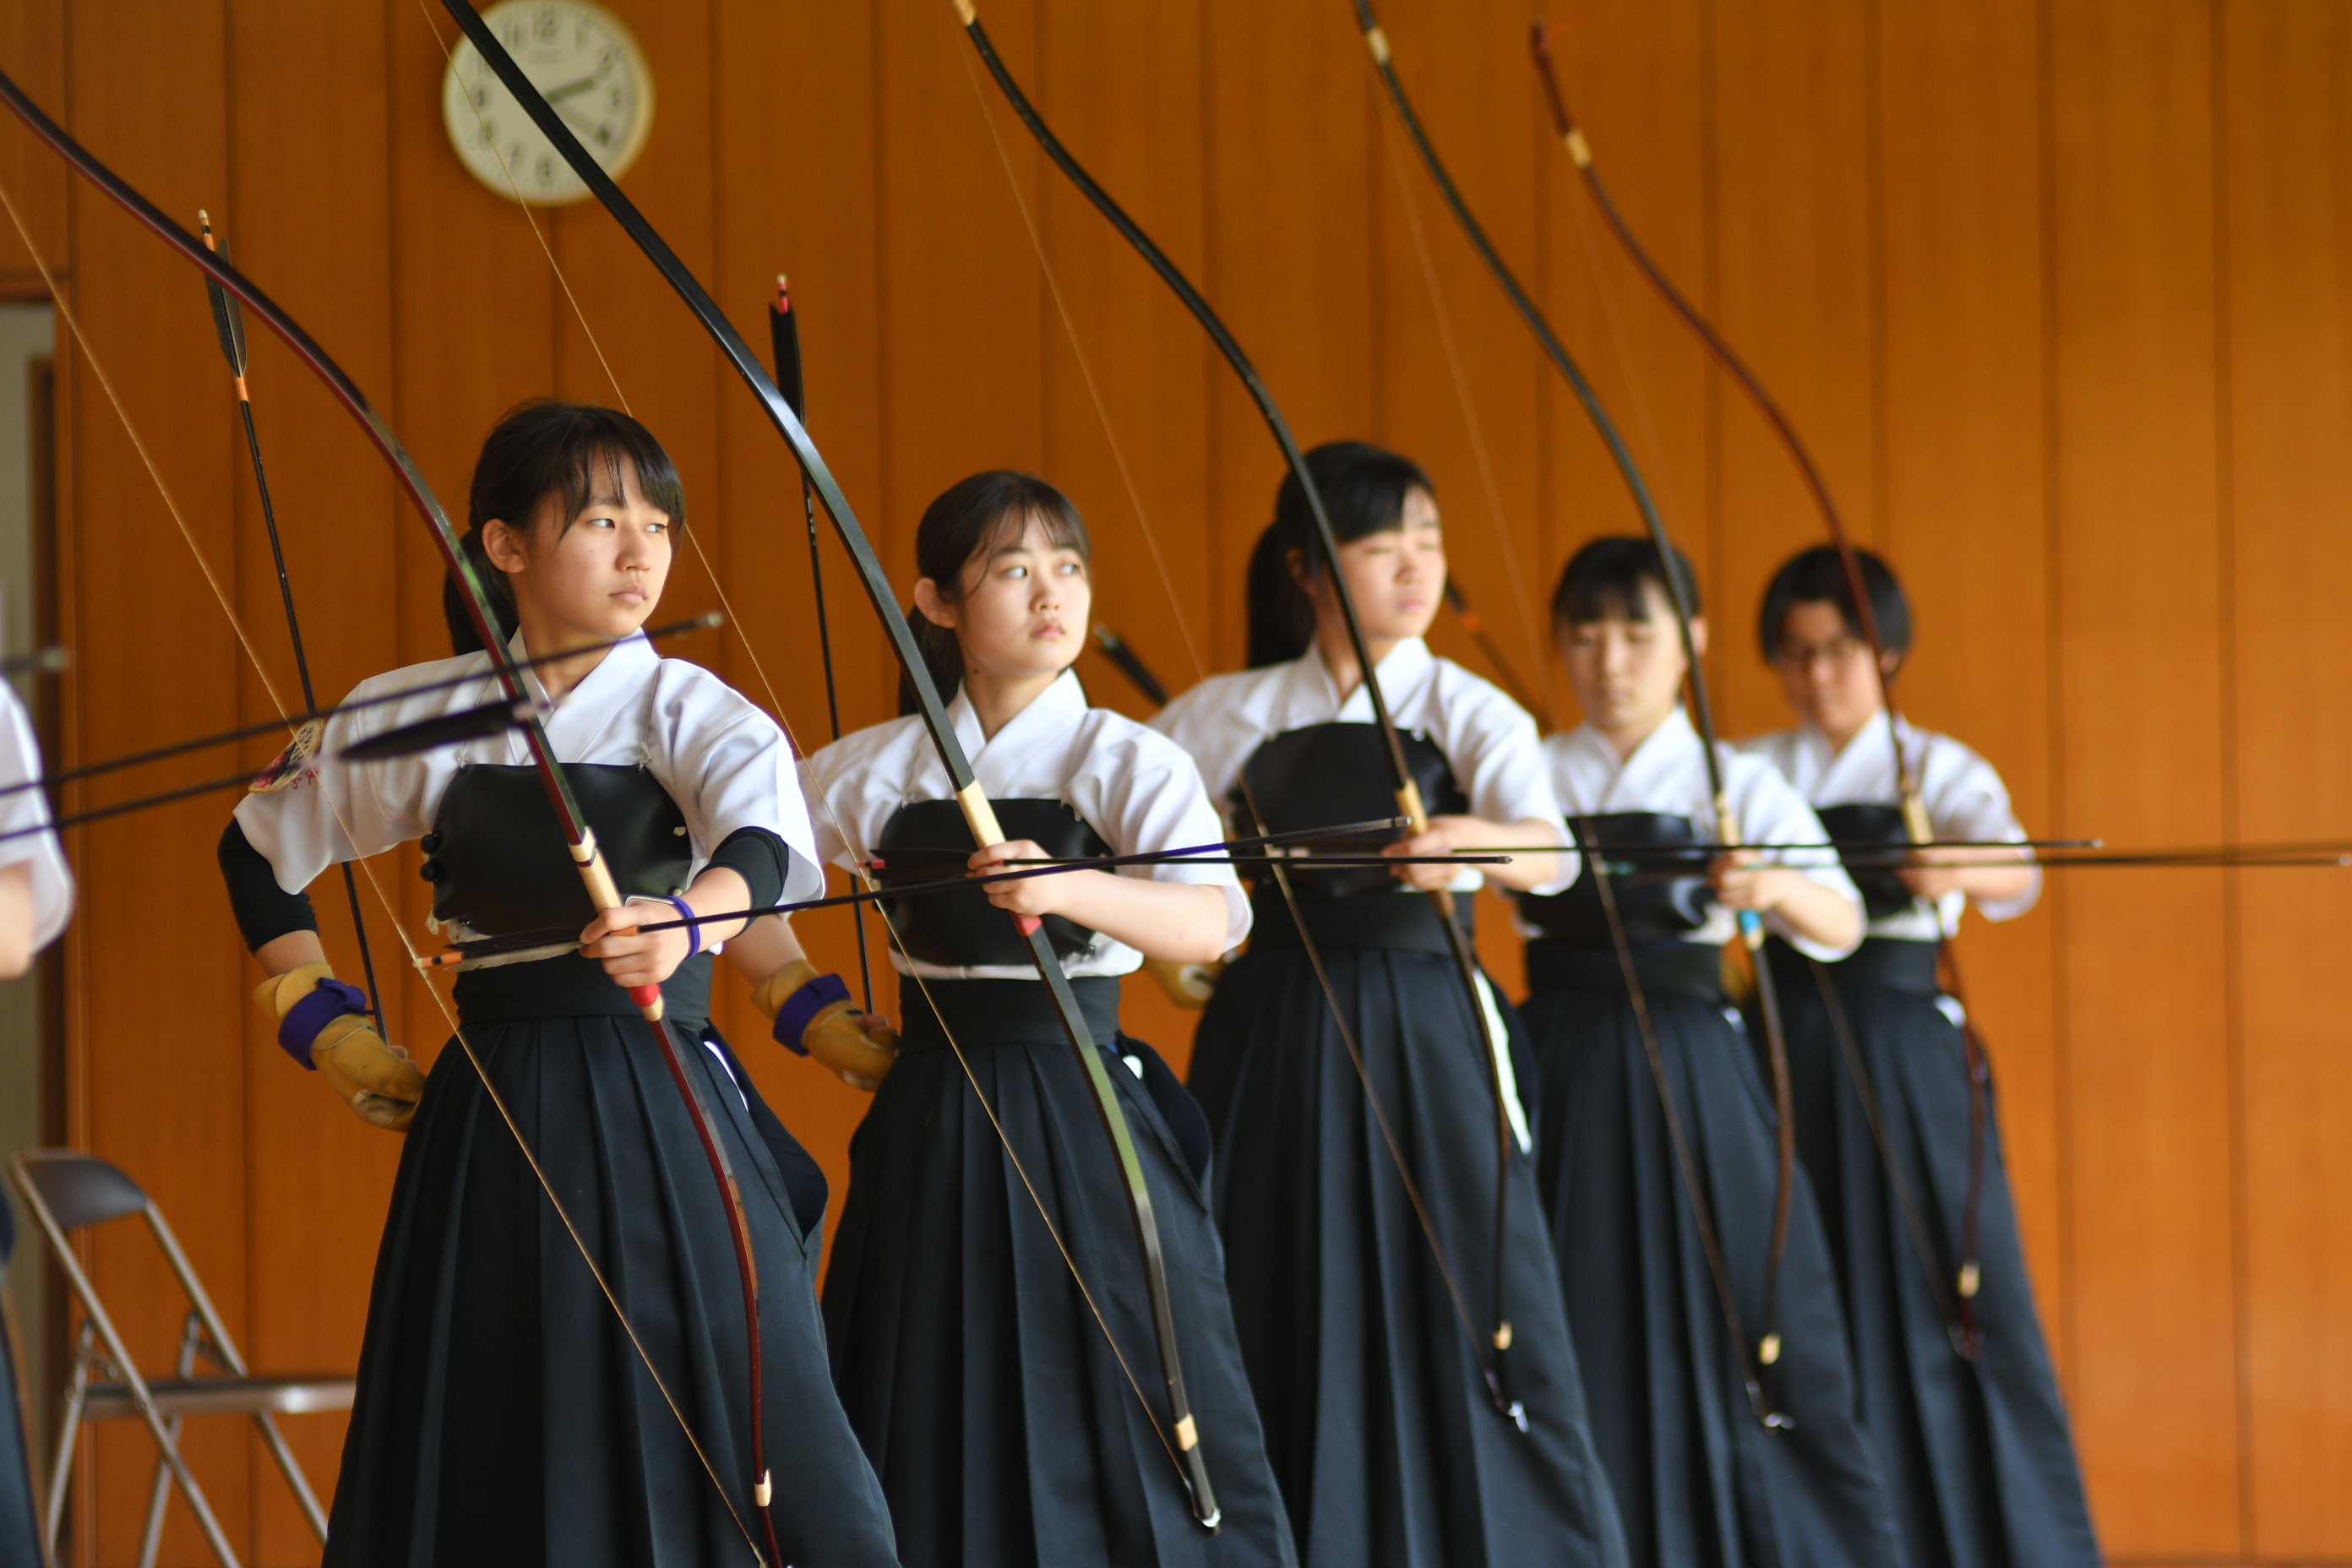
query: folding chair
[{"left": 8, "top": 1152, "right": 354, "bottom": 1568}]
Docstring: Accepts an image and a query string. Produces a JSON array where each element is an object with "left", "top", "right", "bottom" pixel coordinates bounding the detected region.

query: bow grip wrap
[
  {"left": 574, "top": 828, "right": 665, "bottom": 1019},
  {"left": 956, "top": 780, "right": 1042, "bottom": 936}
]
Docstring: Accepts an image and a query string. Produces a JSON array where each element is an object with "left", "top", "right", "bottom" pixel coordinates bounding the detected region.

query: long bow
[
  {"left": 435, "top": 0, "right": 1228, "bottom": 1529},
  {"left": 1350, "top": 0, "right": 1804, "bottom": 1426},
  {"left": 953, "top": 0, "right": 1532, "bottom": 1428},
  {"left": 0, "top": 73, "right": 791, "bottom": 1564},
  {"left": 1528, "top": 26, "right": 1990, "bottom": 1358}
]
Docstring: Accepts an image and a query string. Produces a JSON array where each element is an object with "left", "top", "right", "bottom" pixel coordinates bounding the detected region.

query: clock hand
[{"left": 541, "top": 71, "right": 604, "bottom": 105}]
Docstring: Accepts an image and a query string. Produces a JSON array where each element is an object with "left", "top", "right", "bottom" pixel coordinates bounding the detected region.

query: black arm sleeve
[
  {"left": 705, "top": 826, "right": 792, "bottom": 915},
  {"left": 218, "top": 819, "right": 318, "bottom": 952}
]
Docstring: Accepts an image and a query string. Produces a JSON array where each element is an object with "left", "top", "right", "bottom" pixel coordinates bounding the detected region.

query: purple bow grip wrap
[
  {"left": 774, "top": 972, "right": 851, "bottom": 1057},
  {"left": 278, "top": 977, "right": 370, "bottom": 1070}
]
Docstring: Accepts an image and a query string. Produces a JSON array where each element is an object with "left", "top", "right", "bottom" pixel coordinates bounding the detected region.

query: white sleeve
[
  {"left": 1927, "top": 738, "right": 2040, "bottom": 923},
  {"left": 1070, "top": 722, "right": 1252, "bottom": 953},
  {"left": 1737, "top": 754, "right": 1863, "bottom": 961},
  {"left": 1444, "top": 675, "right": 1574, "bottom": 895},
  {"left": 652, "top": 672, "right": 823, "bottom": 903},
  {"left": 0, "top": 687, "right": 72, "bottom": 950},
  {"left": 232, "top": 677, "right": 433, "bottom": 894}
]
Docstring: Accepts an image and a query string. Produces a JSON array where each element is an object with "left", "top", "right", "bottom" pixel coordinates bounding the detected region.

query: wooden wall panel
[
  {"left": 8, "top": 1, "right": 2352, "bottom": 1561},
  {"left": 223, "top": 0, "right": 406, "bottom": 1556},
  {"left": 59, "top": 2, "right": 253, "bottom": 1559},
  {"left": 1533, "top": 3, "right": 1713, "bottom": 692},
  {"left": 2222, "top": 4, "right": 2352, "bottom": 1555},
  {"left": 2050, "top": 0, "right": 2238, "bottom": 1551},
  {"left": 1709, "top": 0, "right": 1877, "bottom": 736}
]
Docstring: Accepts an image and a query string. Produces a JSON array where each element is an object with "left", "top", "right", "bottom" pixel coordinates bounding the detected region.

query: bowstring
[
  {"left": 1366, "top": 96, "right": 1557, "bottom": 727},
  {"left": 410, "top": 0, "right": 1190, "bottom": 1470},
  {"left": 0, "top": 176, "right": 768, "bottom": 1563}
]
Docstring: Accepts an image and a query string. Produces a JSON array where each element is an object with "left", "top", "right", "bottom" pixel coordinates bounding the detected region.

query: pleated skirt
[
  {"left": 1521, "top": 945, "right": 1903, "bottom": 1568},
  {"left": 324, "top": 1011, "right": 899, "bottom": 1568},
  {"left": 1, "top": 1215, "right": 41, "bottom": 1567},
  {"left": 1768, "top": 941, "right": 2099, "bottom": 1568},
  {"left": 1189, "top": 945, "right": 1628, "bottom": 1568},
  {"left": 821, "top": 978, "right": 1294, "bottom": 1568}
]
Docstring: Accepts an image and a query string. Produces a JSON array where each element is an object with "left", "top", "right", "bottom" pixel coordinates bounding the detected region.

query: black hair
[
  {"left": 1550, "top": 535, "right": 1701, "bottom": 629},
  {"left": 1244, "top": 440, "right": 1437, "bottom": 668},
  {"left": 897, "top": 471, "right": 1092, "bottom": 716},
  {"left": 1756, "top": 545, "right": 1912, "bottom": 663},
  {"left": 443, "top": 400, "right": 686, "bottom": 656}
]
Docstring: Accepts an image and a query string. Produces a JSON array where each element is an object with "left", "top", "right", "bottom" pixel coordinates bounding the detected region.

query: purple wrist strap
[
  {"left": 664, "top": 896, "right": 700, "bottom": 960},
  {"left": 774, "top": 972, "right": 851, "bottom": 1056},
  {"left": 279, "top": 978, "right": 369, "bottom": 1070}
]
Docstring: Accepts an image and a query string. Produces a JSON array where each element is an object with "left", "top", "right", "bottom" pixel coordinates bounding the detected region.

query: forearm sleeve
[
  {"left": 707, "top": 825, "right": 791, "bottom": 916},
  {"left": 219, "top": 818, "right": 318, "bottom": 952}
]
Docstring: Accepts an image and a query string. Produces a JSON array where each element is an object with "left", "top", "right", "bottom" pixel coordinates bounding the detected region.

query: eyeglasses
[{"left": 1772, "top": 635, "right": 1871, "bottom": 670}]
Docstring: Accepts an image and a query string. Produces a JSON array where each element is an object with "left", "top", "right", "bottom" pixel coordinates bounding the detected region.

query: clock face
[{"left": 441, "top": 0, "right": 654, "bottom": 205}]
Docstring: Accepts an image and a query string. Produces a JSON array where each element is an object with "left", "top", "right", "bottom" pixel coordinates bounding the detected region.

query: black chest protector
[
  {"left": 1518, "top": 811, "right": 1713, "bottom": 944},
  {"left": 1233, "top": 722, "right": 1468, "bottom": 899},
  {"left": 874, "top": 798, "right": 1113, "bottom": 966},
  {"left": 421, "top": 763, "right": 694, "bottom": 935},
  {"left": 1814, "top": 803, "right": 1918, "bottom": 920}
]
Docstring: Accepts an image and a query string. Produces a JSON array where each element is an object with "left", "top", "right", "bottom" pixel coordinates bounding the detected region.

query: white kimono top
[
  {"left": 1543, "top": 707, "right": 1862, "bottom": 962},
  {"left": 801, "top": 669, "right": 1247, "bottom": 983},
  {"left": 0, "top": 683, "right": 73, "bottom": 950},
  {"left": 1739, "top": 711, "right": 2039, "bottom": 941},
  {"left": 234, "top": 630, "right": 821, "bottom": 912},
  {"left": 1150, "top": 637, "right": 1574, "bottom": 897}
]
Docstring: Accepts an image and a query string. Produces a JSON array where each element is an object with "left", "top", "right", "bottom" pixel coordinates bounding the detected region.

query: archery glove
[
  {"left": 253, "top": 962, "right": 426, "bottom": 1131},
  {"left": 1144, "top": 956, "right": 1224, "bottom": 1010},
  {"left": 755, "top": 959, "right": 898, "bottom": 1092}
]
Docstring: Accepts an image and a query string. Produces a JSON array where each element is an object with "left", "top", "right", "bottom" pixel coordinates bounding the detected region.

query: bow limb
[
  {"left": 1351, "top": 0, "right": 1802, "bottom": 1424},
  {"left": 1528, "top": 22, "right": 1992, "bottom": 1355},
  {"left": 438, "top": 0, "right": 1224, "bottom": 1528},
  {"left": 952, "top": 0, "right": 1529, "bottom": 1425},
  {"left": 0, "top": 74, "right": 779, "bottom": 1564}
]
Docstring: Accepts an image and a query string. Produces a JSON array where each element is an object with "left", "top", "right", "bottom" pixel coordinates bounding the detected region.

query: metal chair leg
[
  {"left": 251, "top": 1410, "right": 330, "bottom": 1542},
  {"left": 42, "top": 1323, "right": 90, "bottom": 1556},
  {"left": 135, "top": 1315, "right": 203, "bottom": 1568}
]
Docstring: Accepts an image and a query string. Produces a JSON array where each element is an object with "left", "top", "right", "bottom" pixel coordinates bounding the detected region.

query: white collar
[
  {"left": 1290, "top": 635, "right": 1435, "bottom": 716},
  {"left": 948, "top": 667, "right": 1087, "bottom": 764}
]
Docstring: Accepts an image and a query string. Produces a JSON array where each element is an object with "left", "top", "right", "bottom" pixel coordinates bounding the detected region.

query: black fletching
[
  {"left": 203, "top": 234, "right": 248, "bottom": 377},
  {"left": 768, "top": 280, "right": 807, "bottom": 422},
  {"left": 339, "top": 699, "right": 536, "bottom": 762},
  {"left": 1091, "top": 626, "right": 1168, "bottom": 707}
]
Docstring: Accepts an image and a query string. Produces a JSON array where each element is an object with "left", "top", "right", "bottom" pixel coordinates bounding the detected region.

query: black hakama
[
  {"left": 1189, "top": 905, "right": 1630, "bottom": 1568},
  {"left": 823, "top": 976, "right": 1294, "bottom": 1568},
  {"left": 1767, "top": 939, "right": 2098, "bottom": 1568},
  {"left": 1522, "top": 939, "right": 1903, "bottom": 1568},
  {"left": 324, "top": 952, "right": 896, "bottom": 1568},
  {"left": 0, "top": 1203, "right": 43, "bottom": 1566}
]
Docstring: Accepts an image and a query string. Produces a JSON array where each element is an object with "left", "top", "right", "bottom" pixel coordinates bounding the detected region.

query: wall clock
[{"left": 441, "top": 1, "right": 653, "bottom": 205}]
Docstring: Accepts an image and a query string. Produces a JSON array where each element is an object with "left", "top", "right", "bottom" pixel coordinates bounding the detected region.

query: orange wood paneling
[
  {"left": 2222, "top": 3, "right": 2352, "bottom": 1555},
  {"left": 2050, "top": 0, "right": 2240, "bottom": 1551},
  {"left": 8, "top": 2, "right": 2352, "bottom": 1562}
]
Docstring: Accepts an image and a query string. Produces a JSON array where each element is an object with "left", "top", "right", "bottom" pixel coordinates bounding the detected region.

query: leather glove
[
  {"left": 253, "top": 962, "right": 426, "bottom": 1131},
  {"left": 754, "top": 960, "right": 898, "bottom": 1092},
  {"left": 1144, "top": 956, "right": 1224, "bottom": 1010}
]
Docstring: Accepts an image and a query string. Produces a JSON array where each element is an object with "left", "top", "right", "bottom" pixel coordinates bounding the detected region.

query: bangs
[{"left": 1552, "top": 536, "right": 1700, "bottom": 628}]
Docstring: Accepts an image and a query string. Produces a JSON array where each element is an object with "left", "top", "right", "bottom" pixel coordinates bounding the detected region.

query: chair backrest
[{"left": 11, "top": 1152, "right": 150, "bottom": 1233}]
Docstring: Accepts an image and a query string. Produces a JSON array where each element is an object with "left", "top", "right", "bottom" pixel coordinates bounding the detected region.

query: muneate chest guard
[
  {"left": 1521, "top": 811, "right": 1714, "bottom": 944},
  {"left": 875, "top": 798, "right": 1112, "bottom": 967},
  {"left": 1234, "top": 722, "right": 1469, "bottom": 901},
  {"left": 422, "top": 763, "right": 693, "bottom": 937},
  {"left": 1812, "top": 803, "right": 1919, "bottom": 921}
]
